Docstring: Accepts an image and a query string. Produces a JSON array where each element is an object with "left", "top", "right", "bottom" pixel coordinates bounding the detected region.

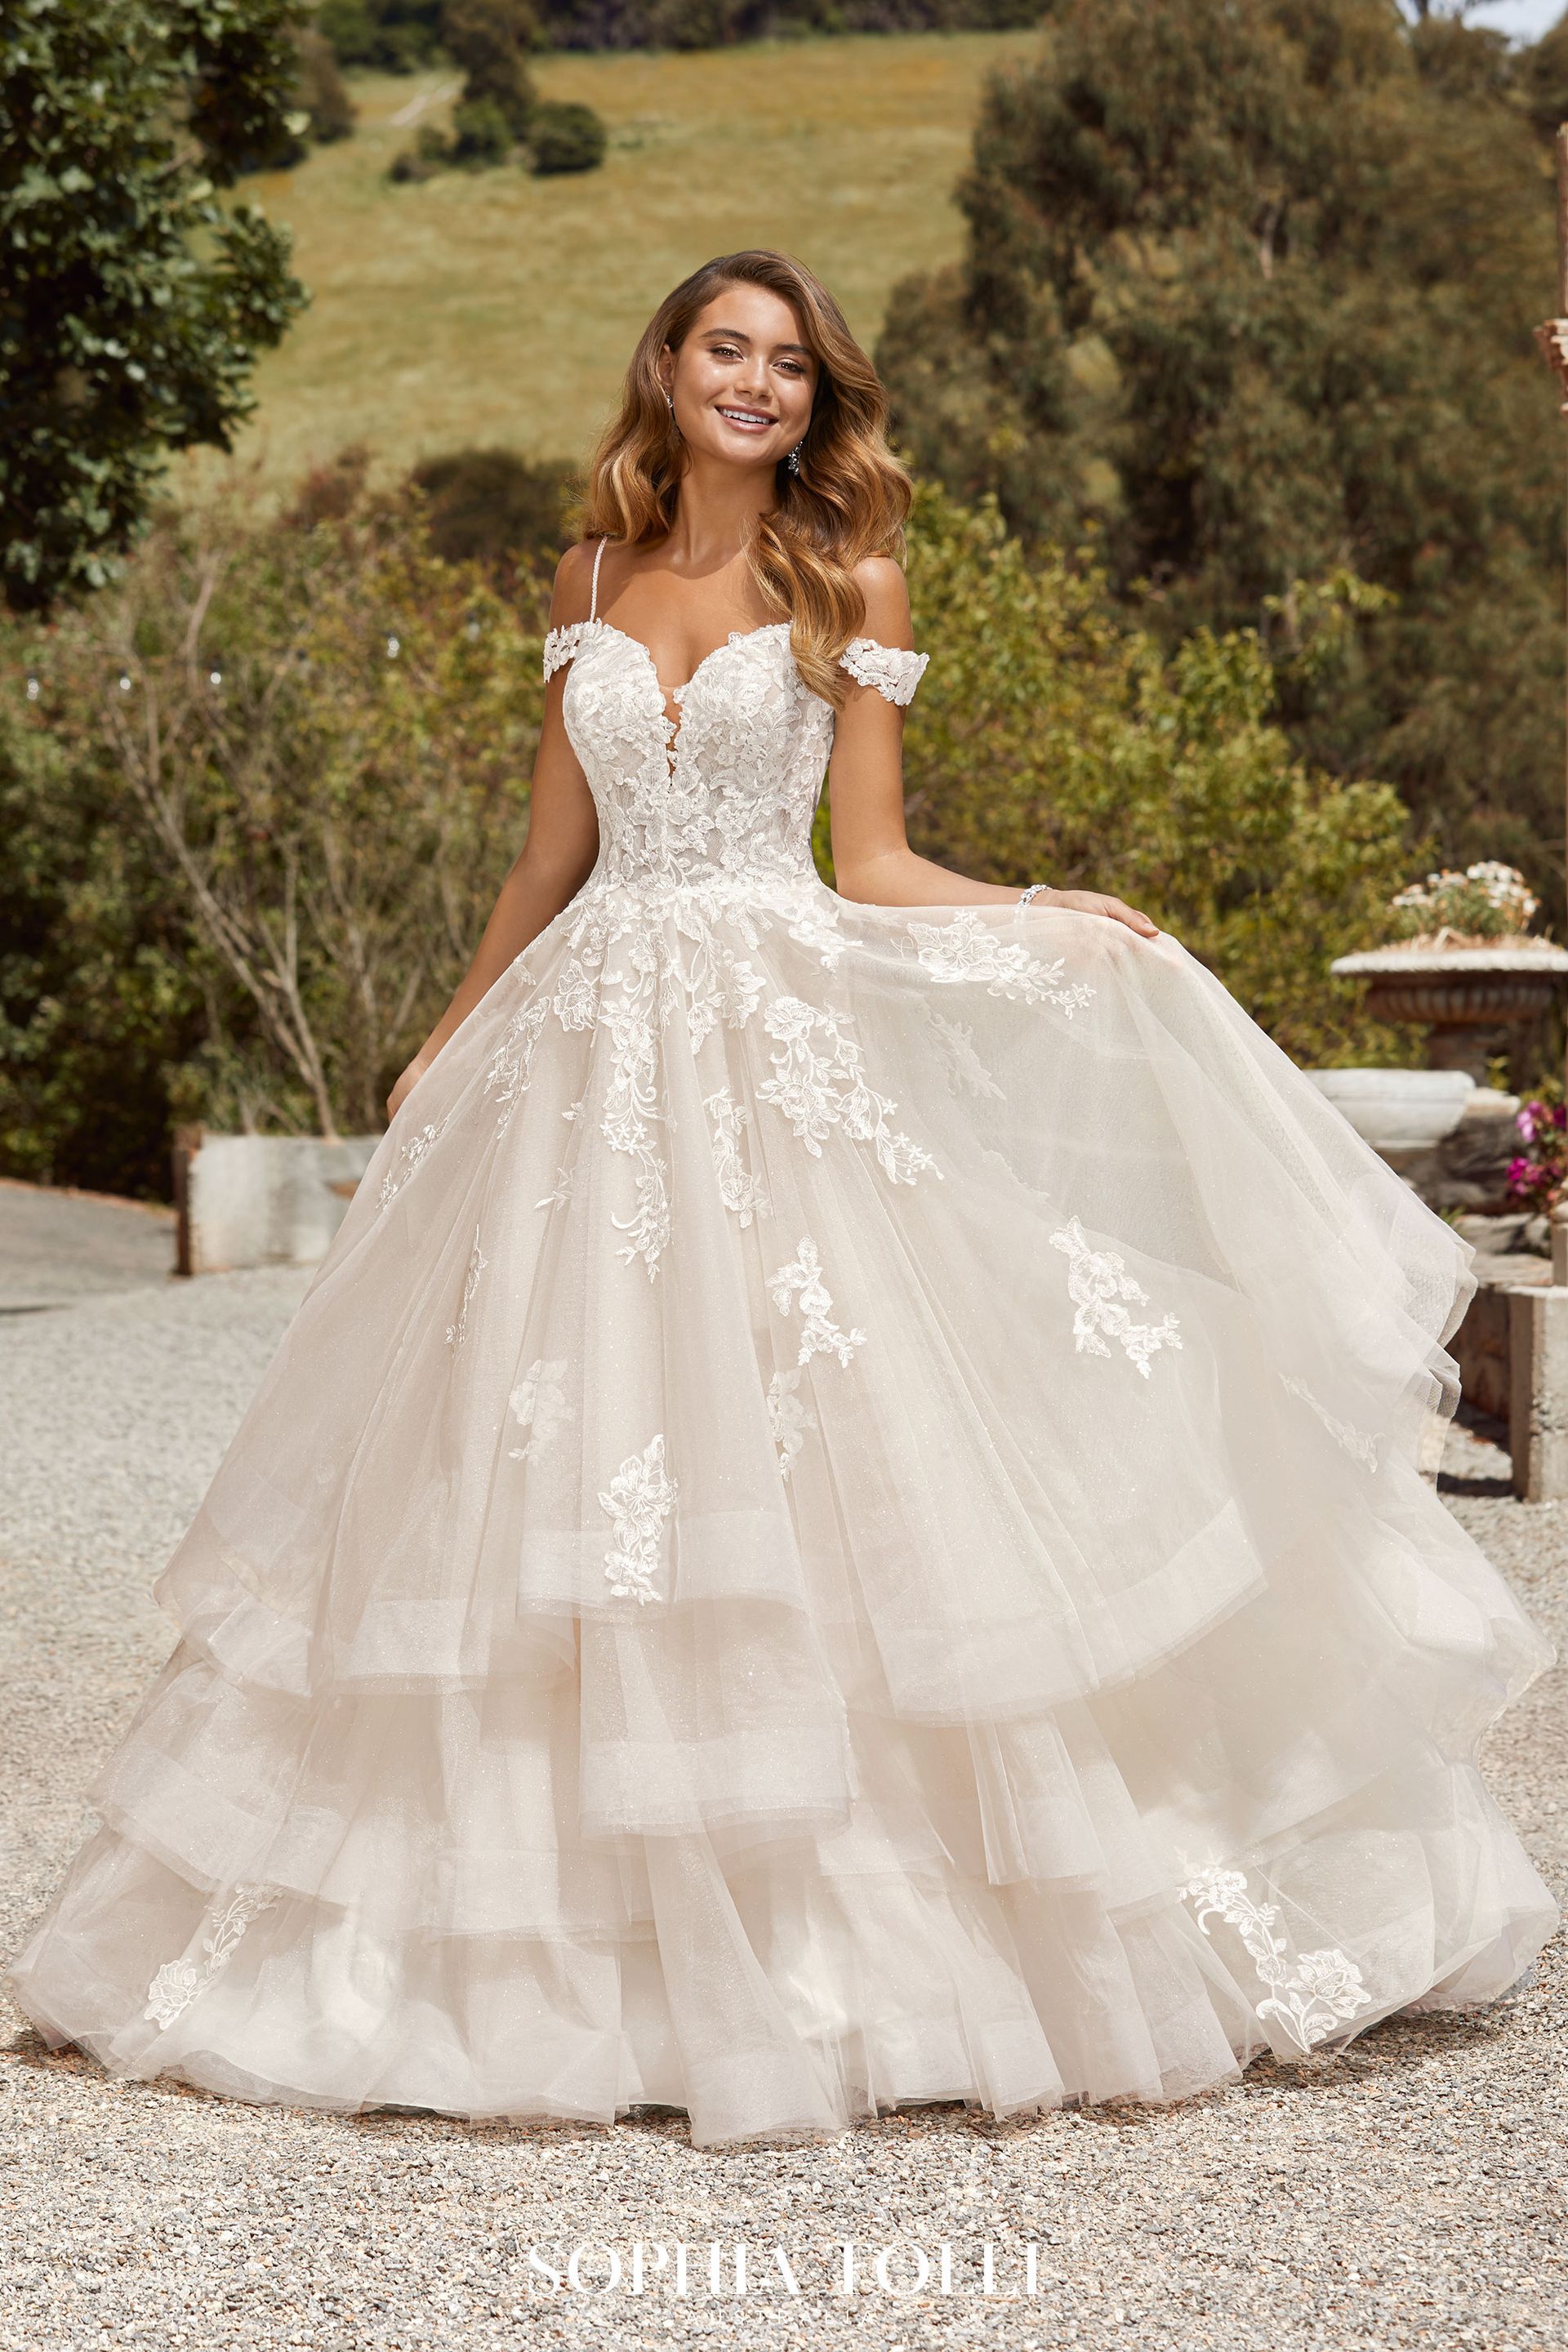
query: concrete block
[
  {"left": 174, "top": 1129, "right": 381, "bottom": 1275},
  {"left": 1508, "top": 1284, "right": 1568, "bottom": 1502}
]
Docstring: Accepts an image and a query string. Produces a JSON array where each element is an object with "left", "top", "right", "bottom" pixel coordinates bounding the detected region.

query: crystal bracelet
[{"left": 1018, "top": 882, "right": 1050, "bottom": 909}]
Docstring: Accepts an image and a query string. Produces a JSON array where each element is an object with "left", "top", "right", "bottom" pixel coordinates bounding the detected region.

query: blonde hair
[{"left": 580, "top": 250, "right": 912, "bottom": 706}]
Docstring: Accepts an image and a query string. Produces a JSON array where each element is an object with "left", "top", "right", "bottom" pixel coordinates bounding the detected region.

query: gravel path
[{"left": 1, "top": 1263, "right": 1564, "bottom": 2351}]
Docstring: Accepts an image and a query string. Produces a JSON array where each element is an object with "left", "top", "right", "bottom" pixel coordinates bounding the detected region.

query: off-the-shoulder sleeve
[
  {"left": 840, "top": 637, "right": 929, "bottom": 706},
  {"left": 542, "top": 621, "right": 584, "bottom": 682}
]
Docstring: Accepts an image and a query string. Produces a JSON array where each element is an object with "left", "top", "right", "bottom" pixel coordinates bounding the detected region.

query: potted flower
[{"left": 1330, "top": 862, "right": 1568, "bottom": 1083}]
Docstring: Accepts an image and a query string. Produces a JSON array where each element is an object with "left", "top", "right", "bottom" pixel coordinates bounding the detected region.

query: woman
[{"left": 8, "top": 251, "right": 1555, "bottom": 2150}]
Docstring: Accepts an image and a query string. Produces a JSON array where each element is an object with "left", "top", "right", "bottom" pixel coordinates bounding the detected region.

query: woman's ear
[{"left": 657, "top": 344, "right": 675, "bottom": 398}]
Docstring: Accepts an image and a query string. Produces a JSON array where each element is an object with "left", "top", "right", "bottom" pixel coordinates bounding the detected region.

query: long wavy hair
[{"left": 580, "top": 251, "right": 912, "bottom": 706}]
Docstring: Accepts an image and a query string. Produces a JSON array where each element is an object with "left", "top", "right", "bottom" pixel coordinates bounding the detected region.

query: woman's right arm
[{"left": 385, "top": 546, "right": 600, "bottom": 1120}]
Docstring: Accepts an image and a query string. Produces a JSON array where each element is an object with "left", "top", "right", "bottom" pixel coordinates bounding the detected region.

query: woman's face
[{"left": 660, "top": 284, "right": 819, "bottom": 474}]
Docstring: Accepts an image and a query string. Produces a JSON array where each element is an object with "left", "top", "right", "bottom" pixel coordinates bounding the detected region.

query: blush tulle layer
[{"left": 7, "top": 889, "right": 1557, "bottom": 2148}]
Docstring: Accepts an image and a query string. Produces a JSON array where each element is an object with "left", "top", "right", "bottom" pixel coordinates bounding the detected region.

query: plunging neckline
[{"left": 591, "top": 617, "right": 792, "bottom": 761}]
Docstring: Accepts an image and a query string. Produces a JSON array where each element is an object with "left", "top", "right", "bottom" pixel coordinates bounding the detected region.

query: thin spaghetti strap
[{"left": 590, "top": 537, "right": 607, "bottom": 622}]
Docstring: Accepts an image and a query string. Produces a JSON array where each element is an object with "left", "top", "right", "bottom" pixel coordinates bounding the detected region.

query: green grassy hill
[{"left": 222, "top": 33, "right": 1031, "bottom": 490}]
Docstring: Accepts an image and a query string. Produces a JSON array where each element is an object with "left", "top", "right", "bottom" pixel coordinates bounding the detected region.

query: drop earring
[
  {"left": 664, "top": 389, "right": 680, "bottom": 439},
  {"left": 786, "top": 443, "right": 802, "bottom": 478}
]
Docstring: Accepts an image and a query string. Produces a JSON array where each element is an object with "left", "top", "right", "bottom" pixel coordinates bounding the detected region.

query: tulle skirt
[{"left": 7, "top": 879, "right": 1556, "bottom": 2147}]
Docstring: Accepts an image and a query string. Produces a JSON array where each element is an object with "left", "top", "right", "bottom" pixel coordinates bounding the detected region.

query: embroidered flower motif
[
  {"left": 483, "top": 996, "right": 550, "bottom": 1138},
  {"left": 599, "top": 1433, "right": 678, "bottom": 1604},
  {"left": 906, "top": 908, "right": 1094, "bottom": 1016},
  {"left": 768, "top": 1237, "right": 866, "bottom": 1369},
  {"left": 445, "top": 1226, "right": 487, "bottom": 1350},
  {"left": 759, "top": 997, "right": 937, "bottom": 1185},
  {"left": 144, "top": 1883, "right": 280, "bottom": 2030},
  {"left": 1049, "top": 1216, "right": 1182, "bottom": 1377},
  {"left": 706, "top": 1085, "right": 768, "bottom": 1225},
  {"left": 765, "top": 1366, "right": 817, "bottom": 1476},
  {"left": 508, "top": 1358, "right": 574, "bottom": 1462},
  {"left": 924, "top": 1006, "right": 1004, "bottom": 1101},
  {"left": 1182, "top": 1865, "right": 1374, "bottom": 2052},
  {"left": 1280, "top": 1374, "right": 1380, "bottom": 1471},
  {"left": 378, "top": 1116, "right": 448, "bottom": 1209}
]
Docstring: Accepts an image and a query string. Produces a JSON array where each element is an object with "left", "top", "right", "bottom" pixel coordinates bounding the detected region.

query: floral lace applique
[
  {"left": 766, "top": 1367, "right": 817, "bottom": 1477},
  {"left": 706, "top": 1085, "right": 769, "bottom": 1225},
  {"left": 1182, "top": 1865, "right": 1374, "bottom": 2052},
  {"left": 759, "top": 997, "right": 938, "bottom": 1185},
  {"left": 378, "top": 1116, "right": 448, "bottom": 1209},
  {"left": 145, "top": 1882, "right": 280, "bottom": 2029},
  {"left": 768, "top": 1237, "right": 866, "bottom": 1369},
  {"left": 1280, "top": 1374, "right": 1380, "bottom": 1471},
  {"left": 906, "top": 909, "right": 1095, "bottom": 1016},
  {"left": 1049, "top": 1216, "right": 1182, "bottom": 1377},
  {"left": 599, "top": 1432, "right": 677, "bottom": 1604},
  {"left": 542, "top": 622, "right": 584, "bottom": 681},
  {"left": 840, "top": 639, "right": 929, "bottom": 706},
  {"left": 508, "top": 1358, "right": 574, "bottom": 1462},
  {"left": 445, "top": 1226, "right": 487, "bottom": 1350},
  {"left": 483, "top": 998, "right": 550, "bottom": 1139},
  {"left": 924, "top": 1006, "right": 1004, "bottom": 1101}
]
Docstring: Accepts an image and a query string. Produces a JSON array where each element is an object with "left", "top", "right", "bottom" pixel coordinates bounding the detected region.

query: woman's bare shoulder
[
  {"left": 850, "top": 554, "right": 913, "bottom": 649},
  {"left": 549, "top": 539, "right": 602, "bottom": 629}
]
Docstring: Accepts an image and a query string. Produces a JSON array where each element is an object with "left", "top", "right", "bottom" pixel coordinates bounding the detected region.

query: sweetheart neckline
[{"left": 586, "top": 617, "right": 793, "bottom": 710}]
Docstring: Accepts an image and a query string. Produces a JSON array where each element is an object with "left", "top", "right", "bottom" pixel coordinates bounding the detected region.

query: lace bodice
[{"left": 542, "top": 603, "right": 928, "bottom": 898}]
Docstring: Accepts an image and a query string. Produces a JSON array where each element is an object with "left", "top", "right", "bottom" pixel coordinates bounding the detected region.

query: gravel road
[{"left": 2, "top": 1246, "right": 1564, "bottom": 2352}]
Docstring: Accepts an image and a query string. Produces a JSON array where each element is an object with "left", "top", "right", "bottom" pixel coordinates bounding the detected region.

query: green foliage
[
  {"left": 0, "top": 480, "right": 547, "bottom": 1180},
  {"left": 410, "top": 448, "right": 578, "bottom": 573},
  {"left": 314, "top": 0, "right": 444, "bottom": 69},
  {"left": 442, "top": 0, "right": 537, "bottom": 134},
  {"left": 0, "top": 0, "right": 310, "bottom": 615},
  {"left": 532, "top": 0, "right": 1040, "bottom": 50},
  {"left": 528, "top": 97, "right": 607, "bottom": 173},
  {"left": 892, "top": 486, "right": 1415, "bottom": 1065},
  {"left": 451, "top": 93, "right": 516, "bottom": 160},
  {"left": 293, "top": 26, "right": 359, "bottom": 140},
  {"left": 878, "top": 0, "right": 1566, "bottom": 924}
]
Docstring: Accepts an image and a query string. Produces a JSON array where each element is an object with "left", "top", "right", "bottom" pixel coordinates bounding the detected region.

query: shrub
[
  {"left": 451, "top": 94, "right": 515, "bottom": 162},
  {"left": 0, "top": 476, "right": 548, "bottom": 1173},
  {"left": 295, "top": 27, "right": 358, "bottom": 141},
  {"left": 315, "top": 0, "right": 445, "bottom": 69},
  {"left": 389, "top": 121, "right": 456, "bottom": 179},
  {"left": 528, "top": 98, "right": 607, "bottom": 174},
  {"left": 889, "top": 485, "right": 1416, "bottom": 1067},
  {"left": 410, "top": 449, "right": 578, "bottom": 576},
  {"left": 441, "top": 0, "right": 537, "bottom": 137}
]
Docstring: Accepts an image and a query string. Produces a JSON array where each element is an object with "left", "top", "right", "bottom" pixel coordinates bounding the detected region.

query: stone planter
[
  {"left": 1330, "top": 941, "right": 1568, "bottom": 1083},
  {"left": 1304, "top": 1067, "right": 1521, "bottom": 1213},
  {"left": 173, "top": 1128, "right": 381, "bottom": 1275}
]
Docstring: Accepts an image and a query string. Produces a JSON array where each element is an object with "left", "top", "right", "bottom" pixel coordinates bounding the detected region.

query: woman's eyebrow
[{"left": 698, "top": 325, "right": 813, "bottom": 359}]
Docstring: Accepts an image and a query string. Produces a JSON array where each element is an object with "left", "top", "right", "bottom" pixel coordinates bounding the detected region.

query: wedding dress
[{"left": 8, "top": 542, "right": 1557, "bottom": 2149}]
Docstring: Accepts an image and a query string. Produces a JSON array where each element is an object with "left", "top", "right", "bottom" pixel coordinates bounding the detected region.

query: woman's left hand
[{"left": 1032, "top": 887, "right": 1160, "bottom": 940}]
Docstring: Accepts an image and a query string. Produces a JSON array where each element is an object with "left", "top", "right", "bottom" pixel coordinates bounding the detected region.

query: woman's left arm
[{"left": 825, "top": 559, "right": 1159, "bottom": 939}]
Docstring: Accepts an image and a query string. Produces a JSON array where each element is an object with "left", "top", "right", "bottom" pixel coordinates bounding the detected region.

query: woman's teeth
[{"left": 717, "top": 408, "right": 773, "bottom": 430}]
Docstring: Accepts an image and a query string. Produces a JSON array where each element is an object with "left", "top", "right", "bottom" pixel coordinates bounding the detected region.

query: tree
[
  {"left": 1, "top": 0, "right": 310, "bottom": 613},
  {"left": 440, "top": 0, "right": 537, "bottom": 139},
  {"left": 878, "top": 0, "right": 1566, "bottom": 921},
  {"left": 1, "top": 474, "right": 547, "bottom": 1160},
  {"left": 818, "top": 487, "right": 1416, "bottom": 1067}
]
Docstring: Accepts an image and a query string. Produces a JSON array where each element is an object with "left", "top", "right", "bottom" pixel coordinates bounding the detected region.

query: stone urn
[{"left": 1330, "top": 939, "right": 1568, "bottom": 1083}]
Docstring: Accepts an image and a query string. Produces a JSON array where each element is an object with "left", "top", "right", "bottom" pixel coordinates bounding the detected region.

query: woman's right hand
[{"left": 386, "top": 1049, "right": 434, "bottom": 1125}]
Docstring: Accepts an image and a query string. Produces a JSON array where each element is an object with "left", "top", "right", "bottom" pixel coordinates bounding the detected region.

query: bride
[{"left": 9, "top": 249, "right": 1555, "bottom": 2150}]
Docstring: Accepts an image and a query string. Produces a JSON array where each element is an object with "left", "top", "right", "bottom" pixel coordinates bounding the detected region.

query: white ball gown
[{"left": 7, "top": 559, "right": 1557, "bottom": 2151}]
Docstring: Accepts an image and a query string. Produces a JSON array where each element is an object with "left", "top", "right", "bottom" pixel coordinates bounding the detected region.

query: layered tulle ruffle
[{"left": 8, "top": 887, "right": 1556, "bottom": 2145}]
